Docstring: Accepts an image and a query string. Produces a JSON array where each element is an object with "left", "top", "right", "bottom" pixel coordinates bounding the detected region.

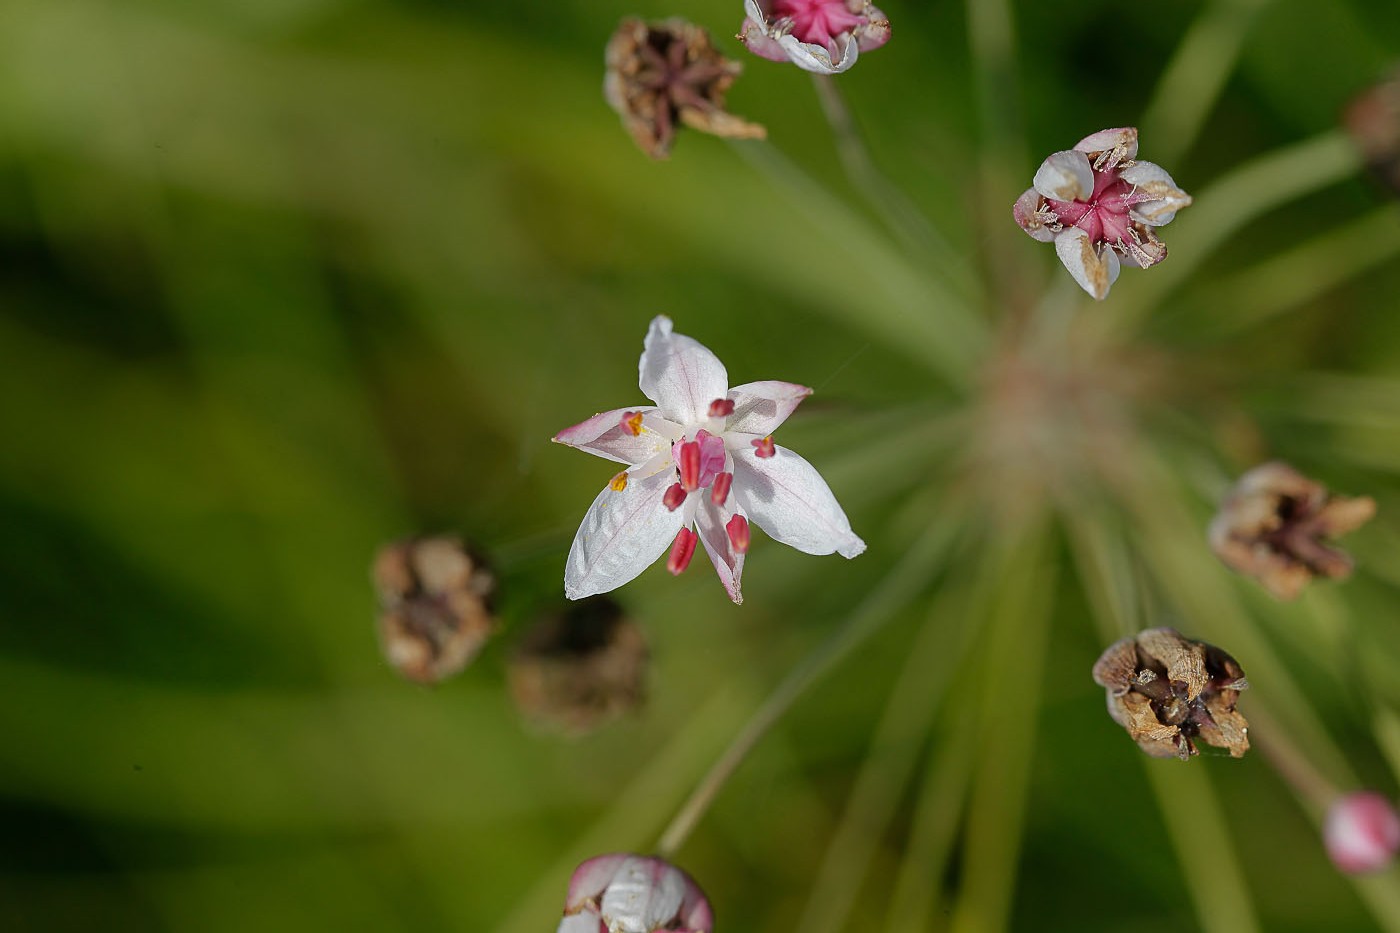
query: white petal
[
  {"left": 1013, "top": 188, "right": 1057, "bottom": 242},
  {"left": 566, "top": 854, "right": 628, "bottom": 907},
  {"left": 777, "top": 32, "right": 858, "bottom": 74},
  {"left": 744, "top": 0, "right": 768, "bottom": 30},
  {"left": 553, "top": 406, "right": 671, "bottom": 465},
  {"left": 1120, "top": 160, "right": 1192, "bottom": 226},
  {"left": 725, "top": 380, "right": 812, "bottom": 436},
  {"left": 733, "top": 445, "right": 864, "bottom": 558},
  {"left": 1054, "top": 227, "right": 1120, "bottom": 301},
  {"left": 1073, "top": 127, "right": 1138, "bottom": 168},
  {"left": 565, "top": 469, "right": 685, "bottom": 600},
  {"left": 556, "top": 913, "right": 602, "bottom": 933},
  {"left": 599, "top": 857, "right": 686, "bottom": 933},
  {"left": 639, "top": 316, "right": 729, "bottom": 427},
  {"left": 696, "top": 497, "right": 745, "bottom": 604},
  {"left": 1032, "top": 150, "right": 1094, "bottom": 202}
]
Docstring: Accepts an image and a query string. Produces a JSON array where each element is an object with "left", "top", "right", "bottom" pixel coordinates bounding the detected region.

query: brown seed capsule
[
  {"left": 508, "top": 597, "right": 647, "bottom": 735},
  {"left": 1344, "top": 69, "right": 1400, "bottom": 196},
  {"left": 1209, "top": 462, "right": 1376, "bottom": 601},
  {"left": 1092, "top": 628, "right": 1249, "bottom": 760},
  {"left": 604, "top": 17, "right": 766, "bottom": 160},
  {"left": 371, "top": 535, "right": 496, "bottom": 684}
]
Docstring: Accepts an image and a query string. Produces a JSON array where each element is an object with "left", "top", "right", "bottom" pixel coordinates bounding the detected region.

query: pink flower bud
[
  {"left": 558, "top": 854, "right": 714, "bottom": 933},
  {"left": 1325, "top": 792, "right": 1400, "bottom": 875}
]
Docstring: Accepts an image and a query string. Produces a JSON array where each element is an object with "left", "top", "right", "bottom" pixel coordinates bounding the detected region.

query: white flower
[
  {"left": 557, "top": 854, "right": 713, "bottom": 933},
  {"left": 553, "top": 316, "right": 865, "bottom": 604}
]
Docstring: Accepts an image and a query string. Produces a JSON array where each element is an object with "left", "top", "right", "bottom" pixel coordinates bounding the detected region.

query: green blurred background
[{"left": 5, "top": 0, "right": 1400, "bottom": 929}]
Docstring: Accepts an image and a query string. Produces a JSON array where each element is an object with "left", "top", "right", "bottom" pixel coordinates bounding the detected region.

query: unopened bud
[
  {"left": 558, "top": 853, "right": 713, "bottom": 933},
  {"left": 1326, "top": 792, "right": 1400, "bottom": 875},
  {"left": 372, "top": 535, "right": 496, "bottom": 684},
  {"left": 509, "top": 597, "right": 648, "bottom": 735}
]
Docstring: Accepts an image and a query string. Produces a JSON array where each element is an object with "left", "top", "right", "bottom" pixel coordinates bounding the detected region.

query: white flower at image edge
[{"left": 553, "top": 316, "right": 865, "bottom": 604}]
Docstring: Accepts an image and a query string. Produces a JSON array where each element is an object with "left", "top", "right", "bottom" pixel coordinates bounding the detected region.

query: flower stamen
[
  {"left": 620, "top": 411, "right": 645, "bottom": 436},
  {"left": 708, "top": 398, "right": 736, "bottom": 418},
  {"left": 752, "top": 435, "right": 776, "bottom": 458},
  {"left": 711, "top": 472, "right": 733, "bottom": 506},
  {"left": 609, "top": 471, "right": 629, "bottom": 492},
  {"left": 726, "top": 514, "right": 750, "bottom": 553},
  {"left": 667, "top": 528, "right": 699, "bottom": 574},
  {"left": 663, "top": 483, "right": 688, "bottom": 511},
  {"left": 678, "top": 441, "right": 702, "bottom": 490}
]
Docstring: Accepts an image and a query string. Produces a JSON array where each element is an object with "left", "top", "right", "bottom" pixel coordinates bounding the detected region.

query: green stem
[{"left": 652, "top": 516, "right": 960, "bottom": 859}]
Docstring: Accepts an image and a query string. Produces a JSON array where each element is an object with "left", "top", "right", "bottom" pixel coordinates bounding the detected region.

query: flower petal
[
  {"left": 565, "top": 469, "right": 686, "bottom": 600},
  {"left": 1120, "top": 161, "right": 1192, "bottom": 226},
  {"left": 725, "top": 380, "right": 812, "bottom": 436},
  {"left": 553, "top": 407, "right": 670, "bottom": 465},
  {"left": 1033, "top": 150, "right": 1094, "bottom": 202},
  {"left": 777, "top": 32, "right": 859, "bottom": 74},
  {"left": 599, "top": 857, "right": 686, "bottom": 932},
  {"left": 697, "top": 497, "right": 745, "bottom": 604},
  {"left": 1054, "top": 226, "right": 1120, "bottom": 300},
  {"left": 566, "top": 854, "right": 628, "bottom": 907},
  {"left": 1013, "top": 188, "right": 1057, "bottom": 242},
  {"left": 733, "top": 444, "right": 864, "bottom": 558},
  {"left": 1073, "top": 127, "right": 1138, "bottom": 169},
  {"left": 556, "top": 913, "right": 604, "bottom": 933},
  {"left": 855, "top": 4, "right": 891, "bottom": 51},
  {"left": 639, "top": 316, "right": 729, "bottom": 427}
]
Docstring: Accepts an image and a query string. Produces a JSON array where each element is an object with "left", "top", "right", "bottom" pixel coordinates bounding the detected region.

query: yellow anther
[{"left": 609, "top": 471, "right": 629, "bottom": 492}]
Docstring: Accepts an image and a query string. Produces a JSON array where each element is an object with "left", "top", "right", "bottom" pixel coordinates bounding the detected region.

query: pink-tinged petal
[
  {"left": 566, "top": 854, "right": 629, "bottom": 907},
  {"left": 697, "top": 498, "right": 746, "bottom": 604},
  {"left": 679, "top": 881, "right": 715, "bottom": 932},
  {"left": 1326, "top": 793, "right": 1400, "bottom": 874},
  {"left": 1032, "top": 150, "right": 1094, "bottom": 202},
  {"left": 555, "top": 913, "right": 605, "bottom": 933},
  {"left": 1120, "top": 161, "right": 1192, "bottom": 226},
  {"left": 1013, "top": 188, "right": 1057, "bottom": 242},
  {"left": 725, "top": 380, "right": 813, "bottom": 435},
  {"left": 1073, "top": 127, "right": 1138, "bottom": 168},
  {"left": 554, "top": 406, "right": 667, "bottom": 465},
  {"left": 855, "top": 2, "right": 891, "bottom": 50},
  {"left": 741, "top": 12, "right": 790, "bottom": 62},
  {"left": 599, "top": 857, "right": 687, "bottom": 931},
  {"left": 1054, "top": 226, "right": 1120, "bottom": 300},
  {"left": 639, "top": 316, "right": 729, "bottom": 427},
  {"left": 733, "top": 445, "right": 865, "bottom": 558},
  {"left": 565, "top": 469, "right": 687, "bottom": 600},
  {"left": 777, "top": 31, "right": 859, "bottom": 74}
]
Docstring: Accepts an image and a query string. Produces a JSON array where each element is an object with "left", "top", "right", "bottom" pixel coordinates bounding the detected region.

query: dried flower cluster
[
  {"left": 1014, "top": 127, "right": 1191, "bottom": 300},
  {"left": 605, "top": 18, "right": 766, "bottom": 159},
  {"left": 371, "top": 535, "right": 497, "bottom": 684},
  {"left": 1209, "top": 461, "right": 1376, "bottom": 601},
  {"left": 1092, "top": 628, "right": 1249, "bottom": 761},
  {"left": 509, "top": 597, "right": 649, "bottom": 735},
  {"left": 559, "top": 854, "right": 714, "bottom": 933}
]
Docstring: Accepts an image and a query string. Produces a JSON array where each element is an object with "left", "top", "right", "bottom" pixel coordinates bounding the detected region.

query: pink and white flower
[
  {"left": 553, "top": 316, "right": 865, "bottom": 604},
  {"left": 557, "top": 854, "right": 714, "bottom": 933},
  {"left": 1325, "top": 792, "right": 1400, "bottom": 875},
  {"left": 739, "top": 0, "right": 890, "bottom": 75},
  {"left": 1013, "top": 127, "right": 1192, "bottom": 300}
]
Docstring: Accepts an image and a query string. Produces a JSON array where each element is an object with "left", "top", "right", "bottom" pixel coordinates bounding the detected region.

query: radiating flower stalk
[{"left": 536, "top": 9, "right": 1400, "bottom": 930}]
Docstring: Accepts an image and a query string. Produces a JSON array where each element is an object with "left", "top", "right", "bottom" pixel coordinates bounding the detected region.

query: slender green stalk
[
  {"left": 1141, "top": 0, "right": 1277, "bottom": 165},
  {"left": 653, "top": 516, "right": 962, "bottom": 858}
]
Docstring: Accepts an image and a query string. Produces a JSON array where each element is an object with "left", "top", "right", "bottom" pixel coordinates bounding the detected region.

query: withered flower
[
  {"left": 604, "top": 18, "right": 766, "bottom": 160},
  {"left": 509, "top": 597, "right": 648, "bottom": 735},
  {"left": 1343, "top": 69, "right": 1400, "bottom": 196},
  {"left": 372, "top": 535, "right": 496, "bottom": 684},
  {"left": 1092, "top": 628, "right": 1249, "bottom": 761},
  {"left": 1209, "top": 461, "right": 1376, "bottom": 601}
]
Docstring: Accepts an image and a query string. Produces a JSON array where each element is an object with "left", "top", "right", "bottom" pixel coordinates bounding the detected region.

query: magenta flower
[
  {"left": 739, "top": 0, "right": 890, "bottom": 74},
  {"left": 553, "top": 316, "right": 864, "bottom": 604},
  {"left": 1325, "top": 792, "right": 1400, "bottom": 875},
  {"left": 1014, "top": 127, "right": 1192, "bottom": 300},
  {"left": 557, "top": 854, "right": 714, "bottom": 933}
]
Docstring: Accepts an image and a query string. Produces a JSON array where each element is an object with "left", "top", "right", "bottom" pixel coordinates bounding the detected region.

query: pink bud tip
[
  {"left": 708, "top": 398, "right": 735, "bottom": 418},
  {"left": 667, "top": 528, "right": 698, "bottom": 575},
  {"left": 620, "top": 411, "right": 644, "bottom": 436},
  {"left": 751, "top": 435, "right": 776, "bottom": 458},
  {"left": 678, "top": 441, "right": 702, "bottom": 491},
  {"left": 726, "top": 514, "right": 750, "bottom": 553},
  {"left": 711, "top": 472, "right": 733, "bottom": 506},
  {"left": 662, "top": 483, "right": 687, "bottom": 512},
  {"left": 1326, "top": 792, "right": 1400, "bottom": 874}
]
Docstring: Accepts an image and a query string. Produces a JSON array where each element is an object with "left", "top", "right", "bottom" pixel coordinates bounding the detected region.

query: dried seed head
[
  {"left": 604, "top": 17, "right": 766, "bottom": 160},
  {"left": 509, "top": 597, "right": 648, "bottom": 735},
  {"left": 1344, "top": 69, "right": 1400, "bottom": 197},
  {"left": 1325, "top": 792, "right": 1400, "bottom": 875},
  {"left": 1092, "top": 628, "right": 1249, "bottom": 760},
  {"left": 372, "top": 535, "right": 497, "bottom": 684},
  {"left": 1209, "top": 462, "right": 1376, "bottom": 601}
]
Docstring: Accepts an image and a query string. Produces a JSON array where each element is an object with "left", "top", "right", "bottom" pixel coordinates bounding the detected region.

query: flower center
[
  {"left": 1046, "top": 167, "right": 1134, "bottom": 246},
  {"left": 772, "top": 0, "right": 866, "bottom": 46}
]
